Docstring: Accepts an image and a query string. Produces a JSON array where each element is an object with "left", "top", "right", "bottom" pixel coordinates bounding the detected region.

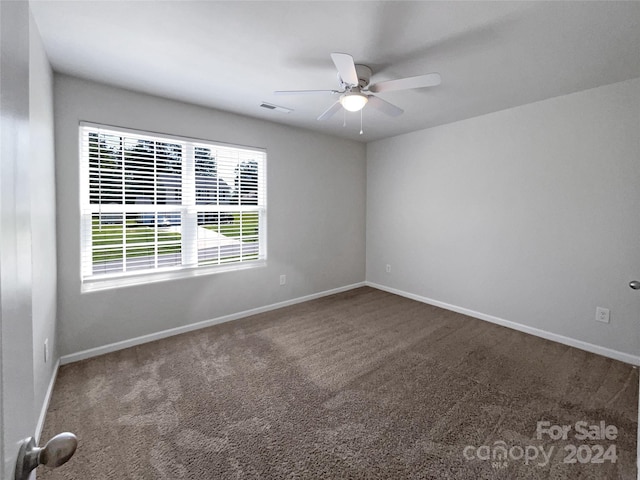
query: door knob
[
  {"left": 15, "top": 432, "right": 77, "bottom": 480},
  {"left": 630, "top": 280, "right": 640, "bottom": 290}
]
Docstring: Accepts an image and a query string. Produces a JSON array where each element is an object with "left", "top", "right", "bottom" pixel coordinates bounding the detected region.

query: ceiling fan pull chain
[
  {"left": 343, "top": 108, "right": 346, "bottom": 128},
  {"left": 360, "top": 109, "right": 364, "bottom": 135}
]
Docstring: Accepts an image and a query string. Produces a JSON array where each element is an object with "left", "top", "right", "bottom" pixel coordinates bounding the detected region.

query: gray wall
[
  {"left": 367, "top": 78, "right": 640, "bottom": 359},
  {"left": 30, "top": 12, "right": 58, "bottom": 427},
  {"left": 55, "top": 75, "right": 366, "bottom": 356}
]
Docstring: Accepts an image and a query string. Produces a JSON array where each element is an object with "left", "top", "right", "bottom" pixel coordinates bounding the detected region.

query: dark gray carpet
[{"left": 39, "top": 287, "right": 638, "bottom": 479}]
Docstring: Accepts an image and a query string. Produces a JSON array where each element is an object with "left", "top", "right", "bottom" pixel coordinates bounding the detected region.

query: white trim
[
  {"left": 366, "top": 282, "right": 640, "bottom": 367},
  {"left": 35, "top": 359, "right": 60, "bottom": 442},
  {"left": 82, "top": 260, "right": 266, "bottom": 293},
  {"left": 61, "top": 282, "right": 366, "bottom": 365}
]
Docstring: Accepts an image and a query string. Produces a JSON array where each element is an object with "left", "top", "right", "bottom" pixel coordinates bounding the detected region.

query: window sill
[{"left": 81, "top": 260, "right": 266, "bottom": 293}]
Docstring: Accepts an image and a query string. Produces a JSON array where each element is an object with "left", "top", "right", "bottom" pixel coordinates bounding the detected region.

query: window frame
[{"left": 79, "top": 122, "right": 267, "bottom": 292}]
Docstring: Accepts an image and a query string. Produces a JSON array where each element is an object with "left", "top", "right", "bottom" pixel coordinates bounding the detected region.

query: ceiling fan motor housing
[
  {"left": 355, "top": 65, "right": 372, "bottom": 89},
  {"left": 338, "top": 64, "right": 372, "bottom": 90}
]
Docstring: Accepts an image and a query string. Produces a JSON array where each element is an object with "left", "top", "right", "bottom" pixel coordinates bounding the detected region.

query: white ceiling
[{"left": 30, "top": 1, "right": 640, "bottom": 143}]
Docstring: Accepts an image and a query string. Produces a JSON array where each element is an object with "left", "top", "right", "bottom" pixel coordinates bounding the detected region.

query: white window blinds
[{"left": 80, "top": 123, "right": 266, "bottom": 287}]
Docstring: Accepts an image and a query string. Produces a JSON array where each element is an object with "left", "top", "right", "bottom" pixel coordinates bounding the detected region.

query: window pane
[
  {"left": 156, "top": 142, "right": 182, "bottom": 205},
  {"left": 195, "top": 147, "right": 232, "bottom": 206},
  {"left": 197, "top": 210, "right": 261, "bottom": 266},
  {"left": 124, "top": 212, "right": 182, "bottom": 271},
  {"left": 232, "top": 159, "right": 259, "bottom": 205},
  {"left": 124, "top": 139, "right": 182, "bottom": 205},
  {"left": 90, "top": 212, "right": 182, "bottom": 275},
  {"left": 91, "top": 213, "right": 125, "bottom": 275},
  {"left": 89, "top": 132, "right": 123, "bottom": 204}
]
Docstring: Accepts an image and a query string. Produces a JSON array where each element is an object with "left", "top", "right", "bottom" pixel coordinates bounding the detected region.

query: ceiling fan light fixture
[{"left": 340, "top": 92, "right": 368, "bottom": 112}]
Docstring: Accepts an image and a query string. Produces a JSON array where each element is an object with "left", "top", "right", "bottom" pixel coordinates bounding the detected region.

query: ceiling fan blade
[
  {"left": 366, "top": 95, "right": 404, "bottom": 117},
  {"left": 317, "top": 102, "right": 342, "bottom": 121},
  {"left": 331, "top": 53, "right": 358, "bottom": 86},
  {"left": 368, "top": 73, "right": 441, "bottom": 93},
  {"left": 274, "top": 89, "right": 339, "bottom": 95}
]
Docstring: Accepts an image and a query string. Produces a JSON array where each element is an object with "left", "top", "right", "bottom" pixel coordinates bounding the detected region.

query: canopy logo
[
  {"left": 463, "top": 441, "right": 554, "bottom": 470},
  {"left": 463, "top": 420, "right": 618, "bottom": 470}
]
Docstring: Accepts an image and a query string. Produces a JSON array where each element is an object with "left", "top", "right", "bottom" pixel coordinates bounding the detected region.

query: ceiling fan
[{"left": 274, "top": 53, "right": 441, "bottom": 122}]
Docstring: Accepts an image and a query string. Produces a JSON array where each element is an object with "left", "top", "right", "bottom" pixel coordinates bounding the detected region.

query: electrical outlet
[
  {"left": 595, "top": 307, "right": 610, "bottom": 324},
  {"left": 44, "top": 338, "right": 49, "bottom": 363},
  {"left": 280, "top": 274, "right": 286, "bottom": 286},
  {"left": 386, "top": 264, "right": 391, "bottom": 273}
]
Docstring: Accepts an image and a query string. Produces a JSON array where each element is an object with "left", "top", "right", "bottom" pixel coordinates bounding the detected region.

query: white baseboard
[
  {"left": 60, "top": 282, "right": 366, "bottom": 365},
  {"left": 366, "top": 282, "right": 640, "bottom": 367},
  {"left": 35, "top": 358, "right": 60, "bottom": 442}
]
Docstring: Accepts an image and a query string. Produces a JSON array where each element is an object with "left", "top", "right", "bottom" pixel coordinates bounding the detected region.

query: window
[{"left": 80, "top": 123, "right": 266, "bottom": 291}]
